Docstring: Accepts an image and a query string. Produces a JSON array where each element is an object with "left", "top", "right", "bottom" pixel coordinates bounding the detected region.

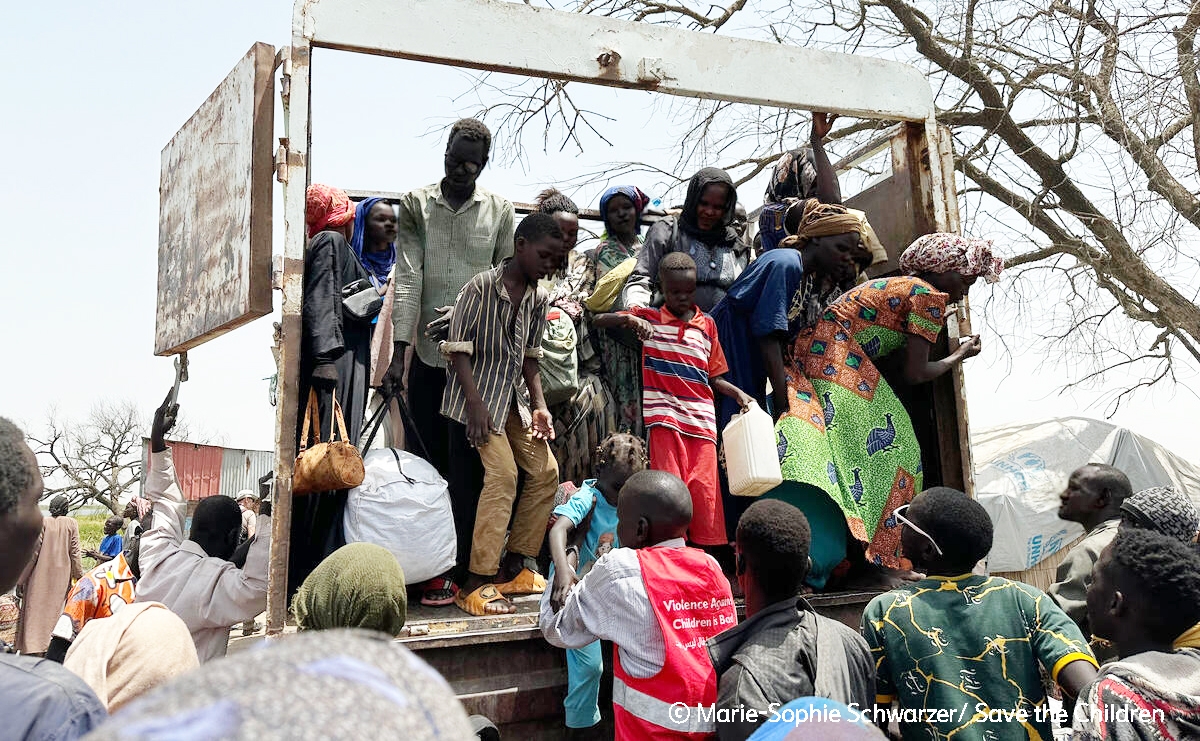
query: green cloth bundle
[{"left": 293, "top": 542, "right": 407, "bottom": 636}]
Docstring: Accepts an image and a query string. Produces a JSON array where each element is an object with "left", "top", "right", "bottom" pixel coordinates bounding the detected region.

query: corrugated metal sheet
[
  {"left": 163, "top": 441, "right": 224, "bottom": 502},
  {"left": 219, "top": 447, "right": 275, "bottom": 498},
  {"left": 141, "top": 439, "right": 274, "bottom": 502}
]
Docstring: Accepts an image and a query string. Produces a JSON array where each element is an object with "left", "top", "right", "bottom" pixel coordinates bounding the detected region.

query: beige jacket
[{"left": 17, "top": 516, "right": 82, "bottom": 654}]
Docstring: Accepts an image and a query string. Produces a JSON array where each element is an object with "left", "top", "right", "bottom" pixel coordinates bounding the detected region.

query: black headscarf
[{"left": 678, "top": 167, "right": 738, "bottom": 245}]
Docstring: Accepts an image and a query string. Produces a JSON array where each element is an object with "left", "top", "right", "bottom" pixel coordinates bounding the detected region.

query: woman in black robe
[
  {"left": 291, "top": 186, "right": 397, "bottom": 593},
  {"left": 620, "top": 167, "right": 749, "bottom": 313}
]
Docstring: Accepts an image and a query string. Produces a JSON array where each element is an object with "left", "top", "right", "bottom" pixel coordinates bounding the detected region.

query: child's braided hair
[{"left": 595, "top": 432, "right": 648, "bottom": 473}]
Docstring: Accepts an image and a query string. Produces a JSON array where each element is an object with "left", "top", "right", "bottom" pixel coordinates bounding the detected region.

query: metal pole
[{"left": 266, "top": 33, "right": 311, "bottom": 636}]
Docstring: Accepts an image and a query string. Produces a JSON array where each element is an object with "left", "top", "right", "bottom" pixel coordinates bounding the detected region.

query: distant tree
[
  {"left": 28, "top": 402, "right": 143, "bottom": 517},
  {"left": 27, "top": 402, "right": 210, "bottom": 517}
]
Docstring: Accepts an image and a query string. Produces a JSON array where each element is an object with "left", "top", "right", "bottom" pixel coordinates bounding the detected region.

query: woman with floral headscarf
[
  {"left": 770, "top": 233, "right": 1002, "bottom": 590},
  {"left": 292, "top": 185, "right": 397, "bottom": 594},
  {"left": 552, "top": 185, "right": 652, "bottom": 436},
  {"left": 757, "top": 112, "right": 843, "bottom": 254}
]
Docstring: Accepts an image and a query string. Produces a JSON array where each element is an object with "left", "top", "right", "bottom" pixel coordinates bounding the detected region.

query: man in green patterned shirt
[
  {"left": 861, "top": 487, "right": 1098, "bottom": 740},
  {"left": 382, "top": 118, "right": 516, "bottom": 603}
]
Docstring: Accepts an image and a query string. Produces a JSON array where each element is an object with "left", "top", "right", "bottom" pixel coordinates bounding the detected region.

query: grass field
[{"left": 76, "top": 513, "right": 112, "bottom": 570}]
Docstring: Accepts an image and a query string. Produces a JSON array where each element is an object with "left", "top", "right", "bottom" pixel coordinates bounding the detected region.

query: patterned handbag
[{"left": 293, "top": 390, "right": 365, "bottom": 495}]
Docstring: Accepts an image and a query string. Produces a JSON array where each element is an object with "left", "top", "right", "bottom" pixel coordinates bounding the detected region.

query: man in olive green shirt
[
  {"left": 382, "top": 118, "right": 515, "bottom": 602},
  {"left": 1048, "top": 463, "right": 1130, "bottom": 664}
]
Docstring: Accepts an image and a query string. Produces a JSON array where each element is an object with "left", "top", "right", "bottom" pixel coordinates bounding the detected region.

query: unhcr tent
[{"left": 974, "top": 417, "right": 1200, "bottom": 573}]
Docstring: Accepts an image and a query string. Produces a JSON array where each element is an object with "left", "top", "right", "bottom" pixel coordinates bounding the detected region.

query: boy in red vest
[
  {"left": 594, "top": 252, "right": 753, "bottom": 550},
  {"left": 540, "top": 469, "right": 737, "bottom": 740}
]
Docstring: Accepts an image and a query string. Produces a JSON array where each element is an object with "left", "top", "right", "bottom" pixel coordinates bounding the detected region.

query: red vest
[{"left": 613, "top": 546, "right": 738, "bottom": 740}]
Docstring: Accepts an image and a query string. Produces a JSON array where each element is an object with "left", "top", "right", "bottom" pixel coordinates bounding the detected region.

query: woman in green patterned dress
[
  {"left": 552, "top": 186, "right": 651, "bottom": 437},
  {"left": 772, "top": 233, "right": 1003, "bottom": 589}
]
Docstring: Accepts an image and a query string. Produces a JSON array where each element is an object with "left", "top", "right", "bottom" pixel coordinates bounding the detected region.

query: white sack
[{"left": 344, "top": 448, "right": 457, "bottom": 583}]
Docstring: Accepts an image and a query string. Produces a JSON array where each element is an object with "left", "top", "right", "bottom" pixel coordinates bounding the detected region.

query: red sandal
[{"left": 420, "top": 577, "right": 459, "bottom": 607}]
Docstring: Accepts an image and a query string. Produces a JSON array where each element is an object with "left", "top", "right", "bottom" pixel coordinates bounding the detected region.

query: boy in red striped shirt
[{"left": 595, "top": 252, "right": 753, "bottom": 549}]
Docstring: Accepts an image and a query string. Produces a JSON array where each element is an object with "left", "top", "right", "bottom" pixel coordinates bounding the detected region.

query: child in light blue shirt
[{"left": 544, "top": 433, "right": 648, "bottom": 733}]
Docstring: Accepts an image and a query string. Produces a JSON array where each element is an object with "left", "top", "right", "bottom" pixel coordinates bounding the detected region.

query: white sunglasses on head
[{"left": 894, "top": 504, "right": 944, "bottom": 556}]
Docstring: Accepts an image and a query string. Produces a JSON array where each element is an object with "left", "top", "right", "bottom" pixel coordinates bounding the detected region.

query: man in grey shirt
[
  {"left": 707, "top": 499, "right": 873, "bottom": 741},
  {"left": 382, "top": 118, "right": 515, "bottom": 601},
  {"left": 1048, "top": 463, "right": 1131, "bottom": 663}
]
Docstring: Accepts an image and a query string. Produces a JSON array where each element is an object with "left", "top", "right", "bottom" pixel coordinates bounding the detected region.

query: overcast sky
[{"left": 3, "top": 0, "right": 1198, "bottom": 467}]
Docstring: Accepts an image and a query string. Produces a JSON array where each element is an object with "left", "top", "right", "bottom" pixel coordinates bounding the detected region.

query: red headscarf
[{"left": 306, "top": 184, "right": 356, "bottom": 238}]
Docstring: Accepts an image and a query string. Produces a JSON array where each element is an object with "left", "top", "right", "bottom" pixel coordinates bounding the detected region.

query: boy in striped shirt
[{"left": 595, "top": 252, "right": 753, "bottom": 548}]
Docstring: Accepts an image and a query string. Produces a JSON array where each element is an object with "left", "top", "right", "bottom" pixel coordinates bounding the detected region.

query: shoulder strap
[
  {"left": 330, "top": 398, "right": 350, "bottom": 443},
  {"left": 360, "top": 397, "right": 390, "bottom": 453},
  {"left": 811, "top": 615, "right": 846, "bottom": 699},
  {"left": 387, "top": 448, "right": 417, "bottom": 485}
]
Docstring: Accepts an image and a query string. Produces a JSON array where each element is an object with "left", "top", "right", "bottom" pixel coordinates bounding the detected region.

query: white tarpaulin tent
[{"left": 975, "top": 417, "right": 1200, "bottom": 572}]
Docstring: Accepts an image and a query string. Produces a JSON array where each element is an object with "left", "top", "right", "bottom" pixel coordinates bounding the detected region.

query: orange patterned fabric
[
  {"left": 55, "top": 553, "right": 137, "bottom": 643},
  {"left": 793, "top": 276, "right": 948, "bottom": 410}
]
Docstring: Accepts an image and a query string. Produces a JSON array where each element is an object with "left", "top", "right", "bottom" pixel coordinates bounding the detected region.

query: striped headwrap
[{"left": 1121, "top": 486, "right": 1199, "bottom": 544}]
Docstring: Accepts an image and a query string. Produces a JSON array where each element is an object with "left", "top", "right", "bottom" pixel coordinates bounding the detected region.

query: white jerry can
[{"left": 722, "top": 400, "right": 783, "bottom": 497}]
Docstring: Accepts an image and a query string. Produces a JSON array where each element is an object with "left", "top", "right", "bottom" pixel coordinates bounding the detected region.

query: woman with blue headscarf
[
  {"left": 293, "top": 190, "right": 396, "bottom": 594},
  {"left": 552, "top": 185, "right": 650, "bottom": 436},
  {"left": 349, "top": 197, "right": 398, "bottom": 288}
]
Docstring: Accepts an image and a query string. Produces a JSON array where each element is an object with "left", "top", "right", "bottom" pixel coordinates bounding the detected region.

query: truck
[{"left": 156, "top": 0, "right": 974, "bottom": 734}]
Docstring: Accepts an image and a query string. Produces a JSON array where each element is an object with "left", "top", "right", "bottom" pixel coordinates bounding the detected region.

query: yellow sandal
[
  {"left": 454, "top": 584, "right": 515, "bottom": 616},
  {"left": 495, "top": 567, "right": 547, "bottom": 596}
]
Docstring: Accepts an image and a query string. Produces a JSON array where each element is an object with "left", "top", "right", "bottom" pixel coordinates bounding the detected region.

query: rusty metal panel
[
  {"left": 846, "top": 176, "right": 917, "bottom": 277},
  {"left": 298, "top": 0, "right": 933, "bottom": 121},
  {"left": 155, "top": 42, "right": 276, "bottom": 356},
  {"left": 219, "top": 447, "right": 274, "bottom": 498},
  {"left": 144, "top": 440, "right": 225, "bottom": 501}
]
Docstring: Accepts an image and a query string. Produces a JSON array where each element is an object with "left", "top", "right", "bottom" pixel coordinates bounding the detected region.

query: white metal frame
[{"left": 268, "top": 0, "right": 953, "bottom": 632}]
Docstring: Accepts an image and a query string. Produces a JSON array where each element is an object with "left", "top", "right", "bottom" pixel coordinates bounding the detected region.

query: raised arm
[
  {"left": 810, "top": 112, "right": 842, "bottom": 205},
  {"left": 139, "top": 390, "right": 186, "bottom": 576}
]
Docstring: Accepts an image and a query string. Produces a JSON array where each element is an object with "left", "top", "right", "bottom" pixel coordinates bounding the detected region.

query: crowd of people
[
  {"left": 1, "top": 112, "right": 1198, "bottom": 740},
  {"left": 295, "top": 114, "right": 1000, "bottom": 617}
]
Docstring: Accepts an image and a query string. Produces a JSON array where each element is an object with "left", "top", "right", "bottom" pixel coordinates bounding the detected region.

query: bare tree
[
  {"left": 28, "top": 403, "right": 210, "bottom": 516},
  {"left": 28, "top": 403, "right": 144, "bottom": 517},
  {"left": 472, "top": 0, "right": 1200, "bottom": 409}
]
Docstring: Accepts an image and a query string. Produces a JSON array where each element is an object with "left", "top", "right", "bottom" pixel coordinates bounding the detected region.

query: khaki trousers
[{"left": 470, "top": 409, "right": 560, "bottom": 576}]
